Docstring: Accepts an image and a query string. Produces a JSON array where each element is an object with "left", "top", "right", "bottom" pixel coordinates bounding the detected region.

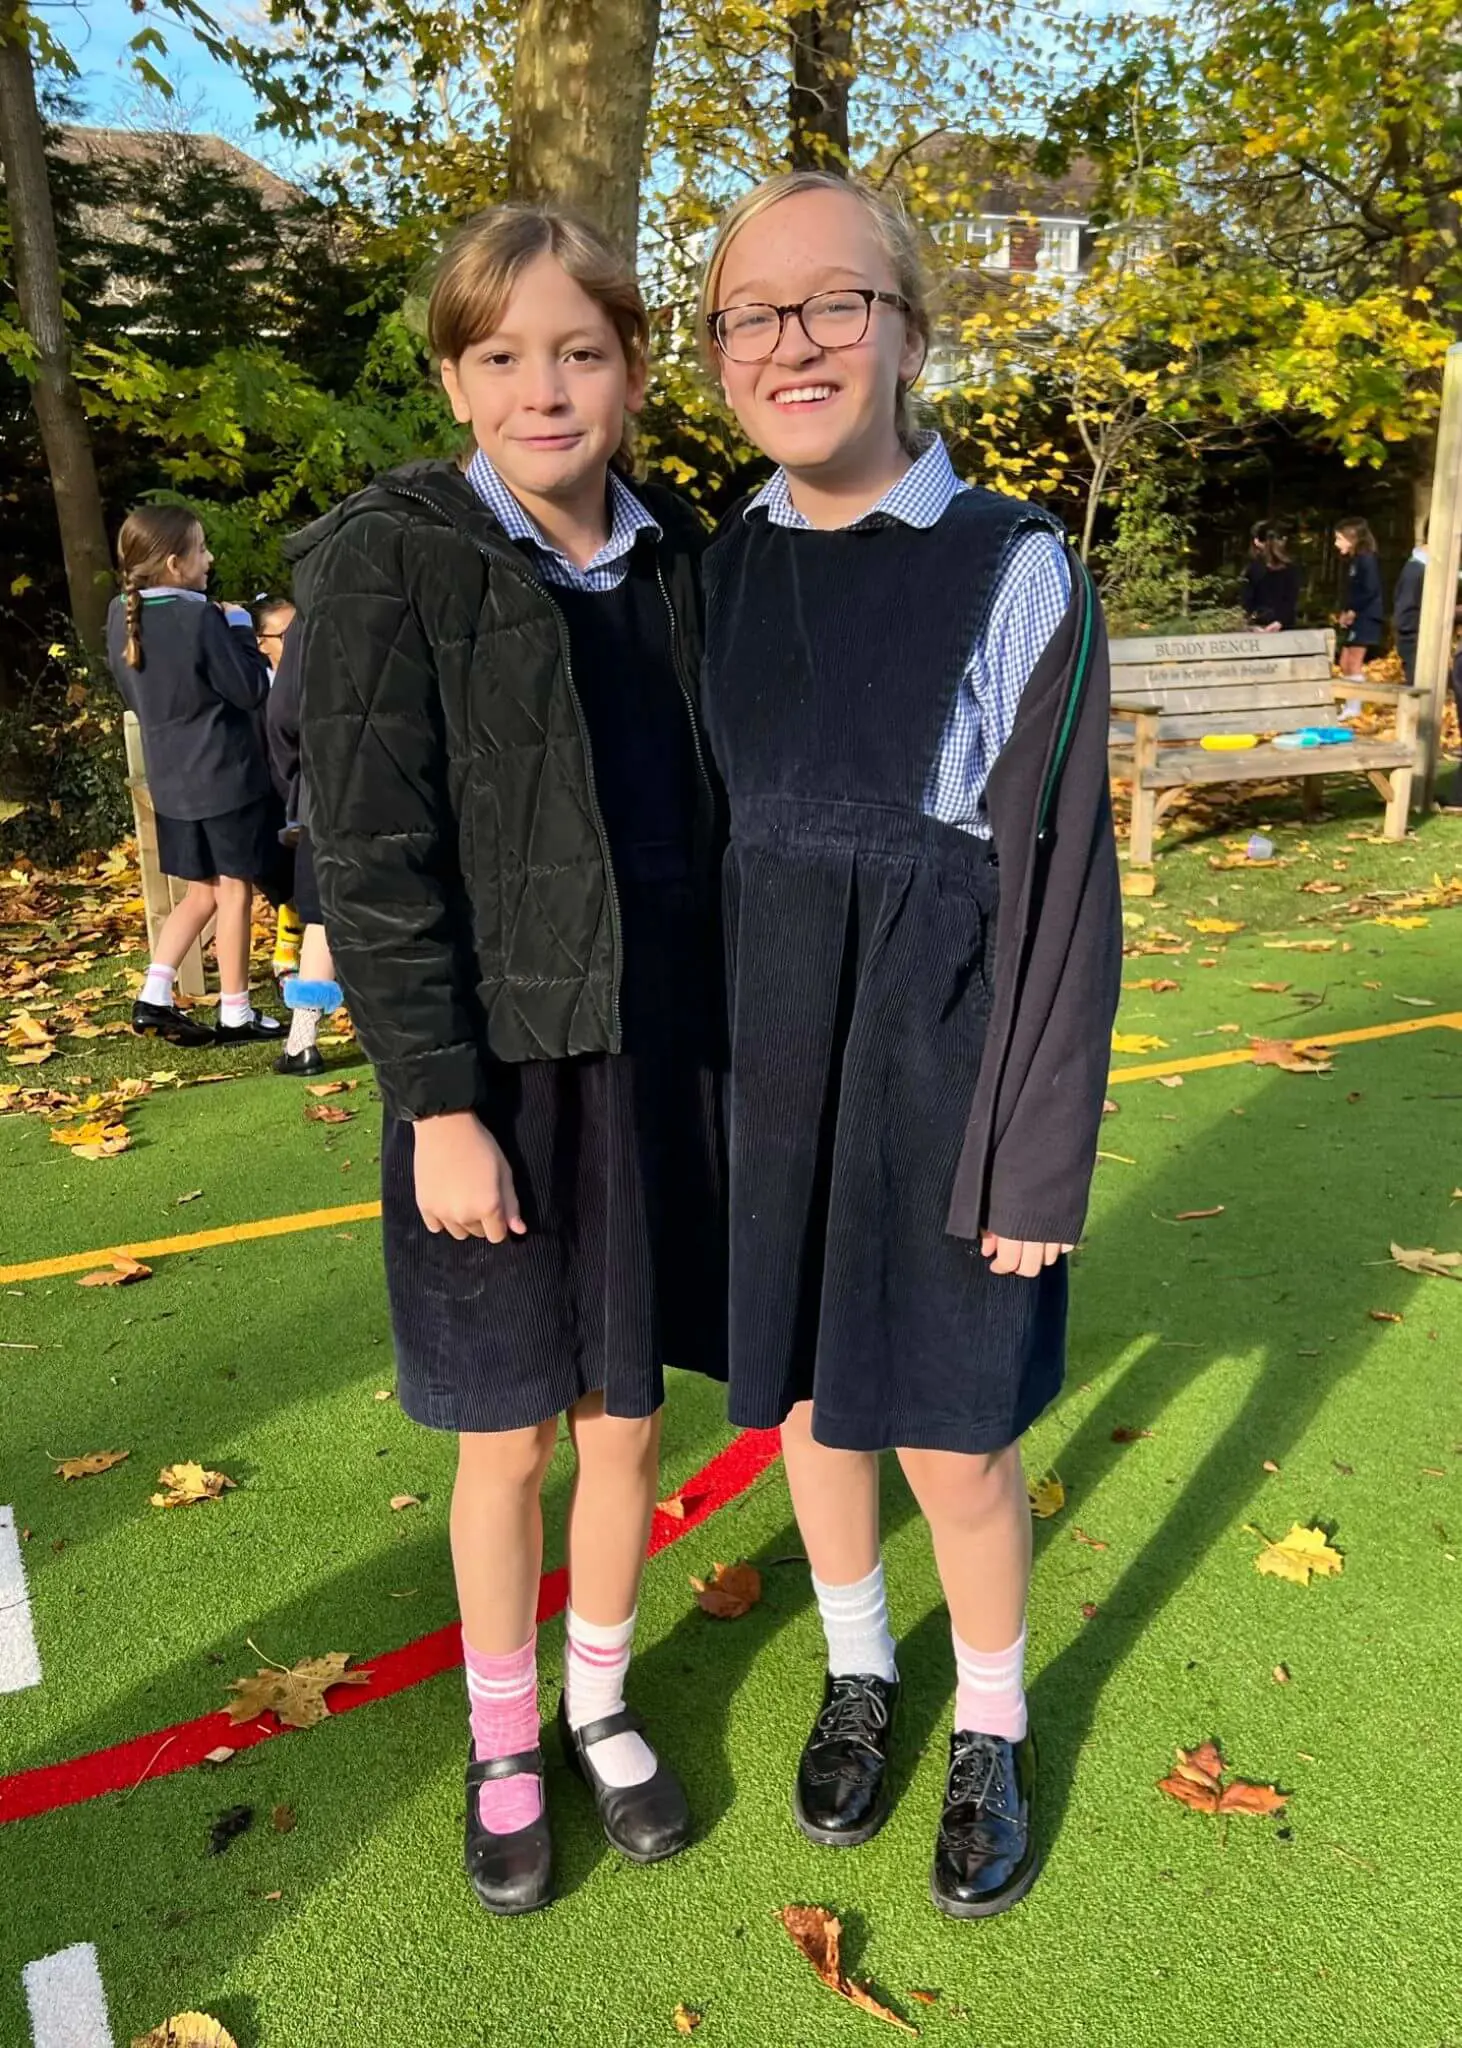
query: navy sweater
[{"left": 107, "top": 593, "right": 271, "bottom": 820}]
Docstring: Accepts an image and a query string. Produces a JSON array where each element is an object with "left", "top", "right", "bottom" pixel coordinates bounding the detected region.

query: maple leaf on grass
[
  {"left": 1389, "top": 1243, "right": 1462, "bottom": 1280},
  {"left": 305, "top": 1102, "right": 354, "bottom": 1124},
  {"left": 52, "top": 1448, "right": 129, "bottom": 1480},
  {"left": 672, "top": 2008, "right": 702, "bottom": 2036},
  {"left": 779, "top": 1906, "right": 917, "bottom": 2035},
  {"left": 131, "top": 2015, "right": 239, "bottom": 2048},
  {"left": 690, "top": 1560, "right": 761, "bottom": 1619},
  {"left": 1026, "top": 1470, "right": 1065, "bottom": 1518},
  {"left": 1251, "top": 1523, "right": 1344, "bottom": 1586},
  {"left": 226, "top": 1650, "right": 371, "bottom": 1730},
  {"left": 1157, "top": 1740, "right": 1286, "bottom": 1820},
  {"left": 1251, "top": 1038, "right": 1332, "bottom": 1073},
  {"left": 150, "top": 1462, "right": 236, "bottom": 1509},
  {"left": 77, "top": 1255, "right": 151, "bottom": 1288}
]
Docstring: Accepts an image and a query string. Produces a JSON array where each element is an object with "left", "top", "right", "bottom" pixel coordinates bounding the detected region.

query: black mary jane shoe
[
  {"left": 557, "top": 1697, "right": 691, "bottom": 1864},
  {"left": 130, "top": 998, "right": 215, "bottom": 1048},
  {"left": 215, "top": 1009, "right": 285, "bottom": 1044},
  {"left": 793, "top": 1670, "right": 900, "bottom": 1848},
  {"left": 930, "top": 1726, "right": 1040, "bottom": 1920},
  {"left": 273, "top": 1045, "right": 324, "bottom": 1077},
  {"left": 463, "top": 1746, "right": 553, "bottom": 1916}
]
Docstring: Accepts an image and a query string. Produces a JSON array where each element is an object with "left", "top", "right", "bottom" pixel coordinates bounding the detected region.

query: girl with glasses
[{"left": 698, "top": 171, "right": 1121, "bottom": 1918}]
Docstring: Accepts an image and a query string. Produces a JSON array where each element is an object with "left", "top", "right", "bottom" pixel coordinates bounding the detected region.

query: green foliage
[
  {"left": 0, "top": 650, "right": 130, "bottom": 865},
  {"left": 1097, "top": 469, "right": 1242, "bottom": 636}
]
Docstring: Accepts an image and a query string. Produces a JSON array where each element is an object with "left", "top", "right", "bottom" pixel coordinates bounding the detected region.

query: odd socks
[
  {"left": 463, "top": 1632, "right": 543, "bottom": 1835},
  {"left": 563, "top": 1608, "right": 657, "bottom": 1788},
  {"left": 811, "top": 1562, "right": 898, "bottom": 1683},
  {"left": 952, "top": 1624, "right": 1028, "bottom": 1743}
]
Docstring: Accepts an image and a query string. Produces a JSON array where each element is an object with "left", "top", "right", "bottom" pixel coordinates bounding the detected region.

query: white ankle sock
[
  {"left": 952, "top": 1624, "right": 1028, "bottom": 1741},
  {"left": 563, "top": 1607, "right": 657, "bottom": 1789},
  {"left": 811, "top": 1562, "right": 898, "bottom": 1681},
  {"left": 286, "top": 1005, "right": 321, "bottom": 1055},
  {"left": 140, "top": 962, "right": 175, "bottom": 1008},
  {"left": 219, "top": 991, "right": 252, "bottom": 1028}
]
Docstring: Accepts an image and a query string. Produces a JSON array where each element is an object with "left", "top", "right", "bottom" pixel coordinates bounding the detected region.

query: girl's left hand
[{"left": 981, "top": 1234, "right": 1072, "bottom": 1277}]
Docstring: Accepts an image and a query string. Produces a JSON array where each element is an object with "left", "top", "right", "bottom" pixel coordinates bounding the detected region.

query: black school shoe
[
  {"left": 793, "top": 1671, "right": 900, "bottom": 1848},
  {"left": 273, "top": 1045, "right": 324, "bottom": 1077},
  {"left": 930, "top": 1726, "right": 1040, "bottom": 1919},
  {"left": 463, "top": 1747, "right": 553, "bottom": 1915},
  {"left": 214, "top": 1009, "right": 285, "bottom": 1044},
  {"left": 556, "top": 1697, "right": 692, "bottom": 1863},
  {"left": 130, "top": 999, "right": 215, "bottom": 1048}
]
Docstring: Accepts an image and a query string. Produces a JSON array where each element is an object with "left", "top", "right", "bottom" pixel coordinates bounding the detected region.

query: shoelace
[
  {"left": 815, "top": 1676, "right": 891, "bottom": 1753},
  {"left": 945, "top": 1732, "right": 1013, "bottom": 1818}
]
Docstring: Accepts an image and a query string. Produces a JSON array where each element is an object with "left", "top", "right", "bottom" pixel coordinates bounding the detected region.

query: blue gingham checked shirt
[
  {"left": 745, "top": 433, "right": 1071, "bottom": 836},
  {"left": 466, "top": 448, "right": 659, "bottom": 590}
]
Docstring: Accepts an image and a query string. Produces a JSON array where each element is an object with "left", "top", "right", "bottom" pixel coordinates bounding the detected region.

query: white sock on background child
[
  {"left": 563, "top": 1607, "right": 657, "bottom": 1788},
  {"left": 140, "top": 962, "right": 175, "bottom": 1008},
  {"left": 952, "top": 1623, "right": 1027, "bottom": 1742},
  {"left": 811, "top": 1562, "right": 898, "bottom": 1682},
  {"left": 219, "top": 991, "right": 253, "bottom": 1028}
]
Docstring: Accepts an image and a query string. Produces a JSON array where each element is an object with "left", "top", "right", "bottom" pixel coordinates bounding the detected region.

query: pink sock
[
  {"left": 464, "top": 1631, "right": 542, "bottom": 1834},
  {"left": 952, "top": 1624, "right": 1028, "bottom": 1742}
]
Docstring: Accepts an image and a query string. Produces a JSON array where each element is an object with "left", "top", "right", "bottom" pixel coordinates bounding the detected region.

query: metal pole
[{"left": 1415, "top": 342, "right": 1462, "bottom": 812}]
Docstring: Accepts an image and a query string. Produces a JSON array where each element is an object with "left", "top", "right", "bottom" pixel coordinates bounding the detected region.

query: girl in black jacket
[
  {"left": 106, "top": 507, "right": 283, "bottom": 1047},
  {"left": 1335, "top": 516, "right": 1384, "bottom": 714},
  {"left": 698, "top": 173, "right": 1120, "bottom": 1920},
  {"left": 1241, "top": 523, "right": 1301, "bottom": 631},
  {"left": 295, "top": 206, "right": 726, "bottom": 1916}
]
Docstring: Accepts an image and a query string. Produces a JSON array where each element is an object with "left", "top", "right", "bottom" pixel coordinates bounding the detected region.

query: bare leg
[
  {"left": 212, "top": 874, "right": 254, "bottom": 998},
  {"left": 298, "top": 921, "right": 334, "bottom": 983},
  {"left": 780, "top": 1399, "right": 881, "bottom": 1582},
  {"left": 452, "top": 1421, "right": 558, "bottom": 1651},
  {"left": 896, "top": 1441, "right": 1031, "bottom": 1651},
  {"left": 563, "top": 1392, "right": 659, "bottom": 1625},
  {"left": 150, "top": 880, "right": 216, "bottom": 972}
]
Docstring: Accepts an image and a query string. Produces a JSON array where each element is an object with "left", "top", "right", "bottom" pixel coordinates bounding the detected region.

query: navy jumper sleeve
[{"left": 196, "top": 603, "right": 270, "bottom": 712}]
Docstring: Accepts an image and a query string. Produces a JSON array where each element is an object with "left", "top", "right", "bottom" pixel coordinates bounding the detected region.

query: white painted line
[
  {"left": 21, "top": 1943, "right": 115, "bottom": 2047},
  {"left": 0, "top": 1505, "right": 42, "bottom": 1694}
]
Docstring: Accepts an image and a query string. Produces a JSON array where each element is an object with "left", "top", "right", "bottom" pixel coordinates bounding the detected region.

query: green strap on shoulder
[{"left": 1036, "top": 554, "right": 1095, "bottom": 840}]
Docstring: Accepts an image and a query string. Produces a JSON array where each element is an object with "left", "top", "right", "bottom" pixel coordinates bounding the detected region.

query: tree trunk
[
  {"left": 0, "top": 0, "right": 112, "bottom": 651},
  {"left": 507, "top": 0, "right": 662, "bottom": 262},
  {"left": 1080, "top": 452, "right": 1109, "bottom": 564},
  {"left": 788, "top": 4, "right": 857, "bottom": 171}
]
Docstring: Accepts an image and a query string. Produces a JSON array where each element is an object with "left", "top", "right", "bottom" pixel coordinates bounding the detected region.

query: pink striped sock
[
  {"left": 952, "top": 1624, "right": 1028, "bottom": 1742},
  {"left": 464, "top": 1631, "right": 543, "bottom": 1834},
  {"left": 564, "top": 1607, "right": 657, "bottom": 1790}
]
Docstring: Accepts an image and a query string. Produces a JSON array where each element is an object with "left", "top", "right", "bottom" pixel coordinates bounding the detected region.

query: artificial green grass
[{"left": 2, "top": 806, "right": 1461, "bottom": 2046}]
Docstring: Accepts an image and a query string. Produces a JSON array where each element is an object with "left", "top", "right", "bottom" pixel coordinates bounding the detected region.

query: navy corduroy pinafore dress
[{"left": 703, "top": 492, "right": 1066, "bottom": 1455}]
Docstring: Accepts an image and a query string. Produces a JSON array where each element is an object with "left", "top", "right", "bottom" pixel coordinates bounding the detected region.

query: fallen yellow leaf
[
  {"left": 1112, "top": 1032, "right": 1168, "bottom": 1055},
  {"left": 1187, "top": 917, "right": 1244, "bottom": 934},
  {"left": 225, "top": 1651, "right": 371, "bottom": 1730},
  {"left": 689, "top": 1560, "right": 762, "bottom": 1619},
  {"left": 1253, "top": 1523, "right": 1344, "bottom": 1587},
  {"left": 53, "top": 1448, "right": 130, "bottom": 1481},
  {"left": 672, "top": 2008, "right": 702, "bottom": 2037},
  {"left": 1389, "top": 1242, "right": 1462, "bottom": 1280},
  {"left": 1027, "top": 1470, "right": 1066, "bottom": 1519},
  {"left": 77, "top": 1256, "right": 151, "bottom": 1288},
  {"left": 1373, "top": 915, "right": 1428, "bottom": 930},
  {"left": 149, "top": 1461, "right": 236, "bottom": 1508},
  {"left": 131, "top": 2016, "right": 239, "bottom": 2048}
]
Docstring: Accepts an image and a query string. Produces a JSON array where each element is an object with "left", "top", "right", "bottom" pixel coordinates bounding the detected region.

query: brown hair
[
  {"left": 427, "top": 205, "right": 649, "bottom": 470},
  {"left": 1336, "top": 517, "right": 1377, "bottom": 555},
  {"left": 115, "top": 506, "right": 204, "bottom": 669},
  {"left": 1250, "top": 521, "right": 1290, "bottom": 569},
  {"left": 698, "top": 171, "right": 933, "bottom": 452}
]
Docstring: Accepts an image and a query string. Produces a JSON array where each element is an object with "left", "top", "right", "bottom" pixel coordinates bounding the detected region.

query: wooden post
[
  {"left": 122, "top": 710, "right": 207, "bottom": 997},
  {"left": 1129, "top": 709, "right": 1159, "bottom": 865},
  {"left": 1416, "top": 342, "right": 1462, "bottom": 812}
]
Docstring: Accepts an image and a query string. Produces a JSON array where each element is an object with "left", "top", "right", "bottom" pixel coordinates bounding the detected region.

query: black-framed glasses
[{"left": 707, "top": 288, "right": 912, "bottom": 363}]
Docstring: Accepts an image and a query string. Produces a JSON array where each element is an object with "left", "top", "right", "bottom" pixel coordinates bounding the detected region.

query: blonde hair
[
  {"left": 427, "top": 204, "right": 650, "bottom": 470},
  {"left": 115, "top": 505, "right": 204, "bottom": 671},
  {"left": 698, "top": 171, "right": 933, "bottom": 451}
]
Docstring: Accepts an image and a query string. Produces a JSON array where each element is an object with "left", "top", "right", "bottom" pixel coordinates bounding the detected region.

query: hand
[
  {"left": 1262, "top": 620, "right": 1283, "bottom": 633},
  {"left": 980, "top": 1233, "right": 1072, "bottom": 1278},
  {"left": 1337, "top": 609, "right": 1355, "bottom": 628},
  {"left": 412, "top": 1111, "right": 527, "bottom": 1242}
]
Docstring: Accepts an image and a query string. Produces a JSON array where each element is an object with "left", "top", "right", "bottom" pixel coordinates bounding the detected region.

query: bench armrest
[
  {"left": 1111, "top": 699, "right": 1161, "bottom": 718},
  {"left": 1330, "top": 679, "right": 1415, "bottom": 706}
]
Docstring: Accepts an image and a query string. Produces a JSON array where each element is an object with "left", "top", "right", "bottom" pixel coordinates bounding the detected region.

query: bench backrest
[{"left": 1109, "top": 629, "right": 1336, "bottom": 742}]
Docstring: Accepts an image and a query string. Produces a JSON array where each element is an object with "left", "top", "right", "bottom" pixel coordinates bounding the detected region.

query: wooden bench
[
  {"left": 122, "top": 709, "right": 207, "bottom": 996},
  {"left": 1107, "top": 629, "right": 1419, "bottom": 863}
]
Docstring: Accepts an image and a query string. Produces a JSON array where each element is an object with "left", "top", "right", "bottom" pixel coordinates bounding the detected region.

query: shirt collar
[
  {"left": 465, "top": 448, "right": 660, "bottom": 571},
  {"left": 744, "top": 431, "right": 961, "bottom": 532},
  {"left": 140, "top": 585, "right": 207, "bottom": 600}
]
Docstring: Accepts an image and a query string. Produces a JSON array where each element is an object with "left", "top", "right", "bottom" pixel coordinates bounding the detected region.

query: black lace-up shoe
[
  {"left": 930, "top": 1726, "right": 1039, "bottom": 1918},
  {"left": 556, "top": 1697, "right": 692, "bottom": 1863},
  {"left": 463, "top": 1746, "right": 553, "bottom": 1915},
  {"left": 793, "top": 1670, "right": 900, "bottom": 1848},
  {"left": 130, "top": 999, "right": 214, "bottom": 1047}
]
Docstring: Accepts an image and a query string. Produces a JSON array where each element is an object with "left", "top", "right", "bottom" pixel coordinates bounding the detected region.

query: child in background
[
  {"left": 1334, "top": 517, "right": 1384, "bottom": 718},
  {"left": 251, "top": 595, "right": 307, "bottom": 984},
  {"left": 1240, "top": 523, "right": 1300, "bottom": 633},
  {"left": 107, "top": 508, "right": 285, "bottom": 1047},
  {"left": 291, "top": 205, "right": 727, "bottom": 1915},
  {"left": 699, "top": 172, "right": 1120, "bottom": 1919},
  {"left": 264, "top": 615, "right": 340, "bottom": 1076}
]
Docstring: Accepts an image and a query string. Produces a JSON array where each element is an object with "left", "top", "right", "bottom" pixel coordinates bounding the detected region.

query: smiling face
[
  {"left": 439, "top": 251, "right": 644, "bottom": 513},
  {"left": 711, "top": 186, "right": 925, "bottom": 492}
]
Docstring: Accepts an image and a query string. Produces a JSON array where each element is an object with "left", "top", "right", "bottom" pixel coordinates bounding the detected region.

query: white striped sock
[
  {"left": 564, "top": 1607, "right": 656, "bottom": 1788},
  {"left": 811, "top": 1562, "right": 898, "bottom": 1682},
  {"left": 952, "top": 1624, "right": 1028, "bottom": 1741}
]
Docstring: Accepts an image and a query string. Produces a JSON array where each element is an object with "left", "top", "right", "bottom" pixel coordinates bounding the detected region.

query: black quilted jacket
[{"left": 288, "top": 458, "right": 714, "bottom": 1122}]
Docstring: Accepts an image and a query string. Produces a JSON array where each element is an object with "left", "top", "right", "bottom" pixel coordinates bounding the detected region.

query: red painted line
[{"left": 0, "top": 1427, "right": 781, "bottom": 1828}]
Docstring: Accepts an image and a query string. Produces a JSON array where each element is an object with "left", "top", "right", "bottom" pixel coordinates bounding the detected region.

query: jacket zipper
[{"left": 381, "top": 482, "right": 625, "bottom": 1048}]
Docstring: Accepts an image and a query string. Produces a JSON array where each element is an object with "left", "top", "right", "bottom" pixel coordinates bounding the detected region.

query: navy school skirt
[{"left": 156, "top": 795, "right": 279, "bottom": 885}]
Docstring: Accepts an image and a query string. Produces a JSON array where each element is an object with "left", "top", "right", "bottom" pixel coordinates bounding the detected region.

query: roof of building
[
  {"left": 893, "top": 133, "right": 1103, "bottom": 220},
  {"left": 56, "top": 126, "right": 303, "bottom": 220}
]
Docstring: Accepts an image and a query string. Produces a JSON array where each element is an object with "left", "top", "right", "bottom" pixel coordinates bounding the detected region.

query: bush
[
  {"left": 0, "top": 647, "right": 131, "bottom": 867},
  {"left": 1098, "top": 471, "right": 1246, "bottom": 638}
]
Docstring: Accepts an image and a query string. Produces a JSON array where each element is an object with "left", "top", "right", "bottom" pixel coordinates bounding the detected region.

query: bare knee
[
  {"left": 572, "top": 1403, "right": 659, "bottom": 1477},
  {"left": 185, "top": 879, "right": 218, "bottom": 913},
  {"left": 899, "top": 1444, "right": 1017, "bottom": 1527},
  {"left": 215, "top": 875, "right": 251, "bottom": 907},
  {"left": 458, "top": 1420, "right": 557, "bottom": 1493},
  {"left": 780, "top": 1400, "right": 817, "bottom": 1450}
]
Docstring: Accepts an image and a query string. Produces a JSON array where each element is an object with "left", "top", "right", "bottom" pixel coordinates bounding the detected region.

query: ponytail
[{"left": 114, "top": 504, "right": 205, "bottom": 675}]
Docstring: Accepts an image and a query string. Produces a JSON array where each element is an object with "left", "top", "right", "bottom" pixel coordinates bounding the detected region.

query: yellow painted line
[
  {"left": 0, "top": 1201, "right": 382, "bottom": 1287},
  {"left": 1109, "top": 1009, "right": 1462, "bottom": 1085},
  {"left": 4, "top": 1010, "right": 1460, "bottom": 1287}
]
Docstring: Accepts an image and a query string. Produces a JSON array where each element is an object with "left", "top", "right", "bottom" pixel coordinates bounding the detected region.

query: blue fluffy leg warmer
[{"left": 282, "top": 976, "right": 343, "bottom": 1013}]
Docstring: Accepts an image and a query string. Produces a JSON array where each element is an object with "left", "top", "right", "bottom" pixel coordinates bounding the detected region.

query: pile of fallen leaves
[{"left": 1157, "top": 1740, "right": 1286, "bottom": 1818}]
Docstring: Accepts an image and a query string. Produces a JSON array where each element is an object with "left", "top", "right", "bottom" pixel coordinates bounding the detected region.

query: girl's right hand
[{"left": 412, "top": 1112, "right": 527, "bottom": 1242}]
